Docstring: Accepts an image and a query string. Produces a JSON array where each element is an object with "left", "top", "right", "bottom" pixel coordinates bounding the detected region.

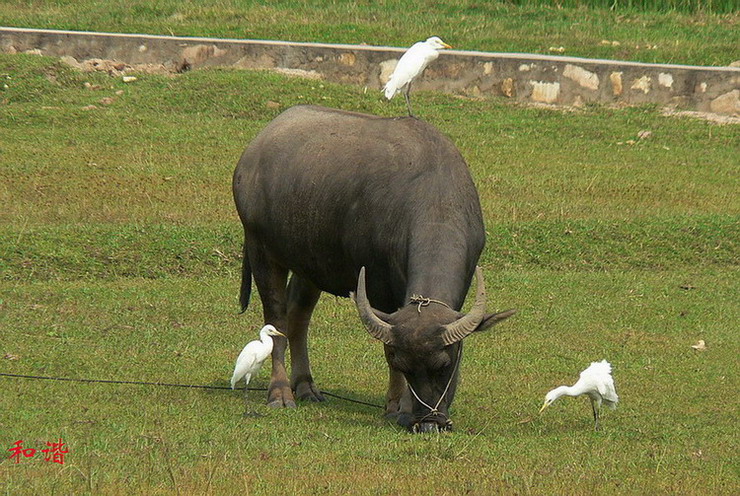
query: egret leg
[
  {"left": 404, "top": 83, "right": 415, "bottom": 118},
  {"left": 286, "top": 274, "right": 324, "bottom": 402},
  {"left": 241, "top": 383, "right": 264, "bottom": 417},
  {"left": 242, "top": 400, "right": 264, "bottom": 418},
  {"left": 591, "top": 399, "right": 600, "bottom": 431},
  {"left": 241, "top": 374, "right": 254, "bottom": 403}
]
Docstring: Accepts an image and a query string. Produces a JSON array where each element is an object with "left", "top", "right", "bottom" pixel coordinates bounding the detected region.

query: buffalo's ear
[{"left": 474, "top": 309, "right": 516, "bottom": 332}]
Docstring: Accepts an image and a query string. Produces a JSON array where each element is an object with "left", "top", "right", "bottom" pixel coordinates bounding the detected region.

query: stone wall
[{"left": 2, "top": 27, "right": 738, "bottom": 115}]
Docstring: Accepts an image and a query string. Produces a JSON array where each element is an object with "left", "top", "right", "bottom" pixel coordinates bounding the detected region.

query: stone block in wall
[
  {"left": 563, "top": 64, "right": 599, "bottom": 91},
  {"left": 710, "top": 90, "right": 740, "bottom": 116},
  {"left": 530, "top": 81, "right": 560, "bottom": 104}
]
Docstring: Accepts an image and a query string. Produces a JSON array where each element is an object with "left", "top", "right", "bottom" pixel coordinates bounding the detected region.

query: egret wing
[
  {"left": 384, "top": 42, "right": 438, "bottom": 98},
  {"left": 580, "top": 360, "right": 611, "bottom": 377},
  {"left": 230, "top": 341, "right": 261, "bottom": 389},
  {"left": 599, "top": 378, "right": 619, "bottom": 408},
  {"left": 581, "top": 360, "right": 619, "bottom": 406},
  {"left": 597, "top": 370, "right": 619, "bottom": 407}
]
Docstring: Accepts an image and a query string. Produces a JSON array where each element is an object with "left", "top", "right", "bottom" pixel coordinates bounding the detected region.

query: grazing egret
[
  {"left": 539, "top": 360, "right": 619, "bottom": 430},
  {"left": 230, "top": 324, "right": 286, "bottom": 392},
  {"left": 383, "top": 36, "right": 452, "bottom": 117}
]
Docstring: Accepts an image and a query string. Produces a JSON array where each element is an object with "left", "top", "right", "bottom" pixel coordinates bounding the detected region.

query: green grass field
[
  {"left": 1, "top": 0, "right": 738, "bottom": 66},
  {"left": 1, "top": 45, "right": 738, "bottom": 495}
]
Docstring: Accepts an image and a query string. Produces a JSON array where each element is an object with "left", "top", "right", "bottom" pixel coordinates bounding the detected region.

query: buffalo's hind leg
[
  {"left": 286, "top": 274, "right": 324, "bottom": 402},
  {"left": 247, "top": 243, "right": 295, "bottom": 408}
]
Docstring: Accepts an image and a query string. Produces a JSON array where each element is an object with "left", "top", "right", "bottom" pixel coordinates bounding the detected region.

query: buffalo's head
[{"left": 352, "top": 266, "right": 515, "bottom": 433}]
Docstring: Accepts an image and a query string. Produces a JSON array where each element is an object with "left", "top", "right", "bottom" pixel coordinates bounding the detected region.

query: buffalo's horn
[
  {"left": 353, "top": 267, "right": 394, "bottom": 345},
  {"left": 440, "top": 266, "right": 487, "bottom": 346}
]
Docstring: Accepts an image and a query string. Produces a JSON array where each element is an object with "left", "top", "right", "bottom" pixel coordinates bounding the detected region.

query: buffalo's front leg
[
  {"left": 384, "top": 346, "right": 412, "bottom": 421},
  {"left": 286, "top": 274, "right": 324, "bottom": 402},
  {"left": 248, "top": 244, "right": 295, "bottom": 408}
]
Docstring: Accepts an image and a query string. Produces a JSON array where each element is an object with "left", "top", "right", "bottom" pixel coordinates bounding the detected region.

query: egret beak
[
  {"left": 538, "top": 401, "right": 549, "bottom": 414},
  {"left": 442, "top": 43, "right": 453, "bottom": 49}
]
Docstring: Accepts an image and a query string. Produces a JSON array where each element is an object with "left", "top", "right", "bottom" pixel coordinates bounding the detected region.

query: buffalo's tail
[{"left": 239, "top": 240, "right": 251, "bottom": 313}]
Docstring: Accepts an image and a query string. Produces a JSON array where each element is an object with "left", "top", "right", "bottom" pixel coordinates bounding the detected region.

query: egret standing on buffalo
[
  {"left": 539, "top": 360, "right": 619, "bottom": 430},
  {"left": 231, "top": 325, "right": 286, "bottom": 398},
  {"left": 383, "top": 36, "right": 452, "bottom": 117}
]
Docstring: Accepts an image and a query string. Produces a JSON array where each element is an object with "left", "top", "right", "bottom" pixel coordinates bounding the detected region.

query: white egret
[
  {"left": 539, "top": 359, "right": 619, "bottom": 430},
  {"left": 383, "top": 36, "right": 452, "bottom": 117},
  {"left": 230, "top": 324, "right": 286, "bottom": 392}
]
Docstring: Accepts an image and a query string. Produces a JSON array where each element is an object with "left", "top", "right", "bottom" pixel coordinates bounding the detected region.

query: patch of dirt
[
  {"left": 516, "top": 100, "right": 739, "bottom": 124},
  {"left": 60, "top": 55, "right": 177, "bottom": 76},
  {"left": 661, "top": 108, "right": 740, "bottom": 125}
]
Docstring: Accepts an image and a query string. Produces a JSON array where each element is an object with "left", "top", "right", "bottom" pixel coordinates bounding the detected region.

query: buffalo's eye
[
  {"left": 430, "top": 354, "right": 452, "bottom": 371},
  {"left": 390, "top": 354, "right": 412, "bottom": 374},
  {"left": 394, "top": 361, "right": 412, "bottom": 374}
]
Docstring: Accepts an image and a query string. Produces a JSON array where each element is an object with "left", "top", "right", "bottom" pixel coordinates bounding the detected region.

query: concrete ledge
[{"left": 2, "top": 27, "right": 738, "bottom": 115}]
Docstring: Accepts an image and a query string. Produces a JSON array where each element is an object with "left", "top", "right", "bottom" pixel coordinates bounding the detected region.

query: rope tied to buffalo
[
  {"left": 0, "top": 372, "right": 384, "bottom": 410},
  {"left": 409, "top": 294, "right": 452, "bottom": 313}
]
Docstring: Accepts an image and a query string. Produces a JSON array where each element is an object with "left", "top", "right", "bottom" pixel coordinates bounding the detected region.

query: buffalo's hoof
[
  {"left": 267, "top": 386, "right": 297, "bottom": 408},
  {"left": 267, "top": 398, "right": 297, "bottom": 409},
  {"left": 294, "top": 382, "right": 325, "bottom": 402}
]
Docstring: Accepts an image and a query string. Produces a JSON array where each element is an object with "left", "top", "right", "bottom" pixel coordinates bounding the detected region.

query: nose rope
[
  {"left": 406, "top": 346, "right": 463, "bottom": 424},
  {"left": 409, "top": 294, "right": 452, "bottom": 313}
]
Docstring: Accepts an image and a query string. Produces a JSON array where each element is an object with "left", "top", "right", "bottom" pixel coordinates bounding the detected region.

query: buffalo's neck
[{"left": 404, "top": 223, "right": 481, "bottom": 311}]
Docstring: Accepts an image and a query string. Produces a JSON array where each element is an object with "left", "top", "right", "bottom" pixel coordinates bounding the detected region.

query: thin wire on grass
[{"left": 0, "top": 372, "right": 384, "bottom": 410}]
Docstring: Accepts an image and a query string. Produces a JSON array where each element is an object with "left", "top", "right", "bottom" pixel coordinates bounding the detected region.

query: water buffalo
[{"left": 233, "top": 105, "right": 514, "bottom": 432}]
